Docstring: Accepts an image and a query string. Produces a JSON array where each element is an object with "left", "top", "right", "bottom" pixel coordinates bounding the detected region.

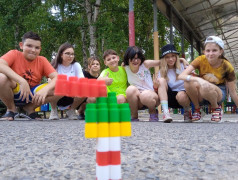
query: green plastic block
[
  {"left": 109, "top": 104, "right": 120, "bottom": 122},
  {"left": 96, "top": 97, "right": 108, "bottom": 104},
  {"left": 107, "top": 92, "right": 117, "bottom": 104},
  {"left": 119, "top": 103, "right": 131, "bottom": 122},
  {"left": 97, "top": 103, "right": 109, "bottom": 122},
  {"left": 85, "top": 103, "right": 97, "bottom": 123}
]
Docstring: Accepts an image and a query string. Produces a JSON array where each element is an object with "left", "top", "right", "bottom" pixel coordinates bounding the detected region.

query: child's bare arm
[{"left": 143, "top": 60, "right": 160, "bottom": 69}]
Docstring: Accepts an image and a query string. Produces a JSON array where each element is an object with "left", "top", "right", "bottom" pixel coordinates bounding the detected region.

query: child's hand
[
  {"left": 19, "top": 79, "right": 33, "bottom": 103},
  {"left": 102, "top": 72, "right": 113, "bottom": 86},
  {"left": 179, "top": 58, "right": 189, "bottom": 67},
  {"left": 152, "top": 74, "right": 159, "bottom": 89}
]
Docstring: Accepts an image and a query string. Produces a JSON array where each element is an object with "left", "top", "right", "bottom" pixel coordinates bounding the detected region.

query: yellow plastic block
[
  {"left": 98, "top": 123, "right": 109, "bottom": 137},
  {"left": 120, "top": 122, "right": 131, "bottom": 136},
  {"left": 85, "top": 123, "right": 97, "bottom": 138},
  {"left": 109, "top": 122, "right": 121, "bottom": 137},
  {"left": 35, "top": 107, "right": 41, "bottom": 112}
]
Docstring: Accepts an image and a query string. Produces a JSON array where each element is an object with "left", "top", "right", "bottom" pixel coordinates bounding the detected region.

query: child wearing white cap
[{"left": 178, "top": 36, "right": 238, "bottom": 122}]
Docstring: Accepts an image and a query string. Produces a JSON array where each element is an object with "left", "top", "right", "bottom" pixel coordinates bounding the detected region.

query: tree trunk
[
  {"left": 85, "top": 0, "right": 101, "bottom": 57},
  {"left": 81, "top": 28, "right": 88, "bottom": 70}
]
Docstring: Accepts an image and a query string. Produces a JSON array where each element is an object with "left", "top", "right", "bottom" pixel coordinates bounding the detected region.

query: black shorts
[
  {"left": 167, "top": 86, "right": 183, "bottom": 109},
  {"left": 57, "top": 96, "right": 74, "bottom": 107}
]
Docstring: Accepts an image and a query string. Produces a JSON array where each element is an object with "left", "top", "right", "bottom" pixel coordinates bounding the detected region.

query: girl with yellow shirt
[{"left": 178, "top": 36, "right": 238, "bottom": 122}]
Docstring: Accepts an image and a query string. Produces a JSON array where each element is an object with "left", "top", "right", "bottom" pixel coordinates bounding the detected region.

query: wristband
[{"left": 186, "top": 75, "right": 191, "bottom": 81}]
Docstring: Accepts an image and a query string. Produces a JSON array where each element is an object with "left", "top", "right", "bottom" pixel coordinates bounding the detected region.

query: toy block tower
[
  {"left": 54, "top": 75, "right": 131, "bottom": 179},
  {"left": 85, "top": 92, "right": 131, "bottom": 180}
]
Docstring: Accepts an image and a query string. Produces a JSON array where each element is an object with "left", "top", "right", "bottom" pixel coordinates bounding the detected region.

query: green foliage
[{"left": 0, "top": 0, "right": 191, "bottom": 68}]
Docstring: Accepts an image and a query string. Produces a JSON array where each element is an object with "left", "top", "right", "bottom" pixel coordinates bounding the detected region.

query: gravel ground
[{"left": 0, "top": 113, "right": 238, "bottom": 180}]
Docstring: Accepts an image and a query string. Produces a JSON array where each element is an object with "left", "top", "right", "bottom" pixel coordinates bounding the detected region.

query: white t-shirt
[
  {"left": 125, "top": 63, "right": 153, "bottom": 91},
  {"left": 158, "top": 62, "right": 185, "bottom": 91},
  {"left": 57, "top": 62, "right": 84, "bottom": 78}
]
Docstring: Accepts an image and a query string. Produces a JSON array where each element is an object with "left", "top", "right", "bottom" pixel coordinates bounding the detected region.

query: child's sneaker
[
  {"left": 78, "top": 113, "right": 85, "bottom": 120},
  {"left": 184, "top": 110, "right": 192, "bottom": 123},
  {"left": 49, "top": 108, "right": 59, "bottom": 120},
  {"left": 211, "top": 106, "right": 222, "bottom": 122},
  {"left": 163, "top": 112, "right": 172, "bottom": 123},
  {"left": 66, "top": 109, "right": 78, "bottom": 120},
  {"left": 149, "top": 113, "right": 159, "bottom": 122},
  {"left": 191, "top": 108, "right": 201, "bottom": 122},
  {"left": 131, "top": 118, "right": 139, "bottom": 122}
]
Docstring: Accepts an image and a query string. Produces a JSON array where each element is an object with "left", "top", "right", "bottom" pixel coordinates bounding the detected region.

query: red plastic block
[
  {"left": 78, "top": 78, "right": 88, "bottom": 97},
  {"left": 54, "top": 74, "right": 68, "bottom": 96},
  {"left": 96, "top": 151, "right": 121, "bottom": 166},
  {"left": 54, "top": 75, "right": 107, "bottom": 98},
  {"left": 68, "top": 76, "right": 78, "bottom": 97},
  {"left": 97, "top": 80, "right": 107, "bottom": 97},
  {"left": 88, "top": 79, "right": 99, "bottom": 97}
]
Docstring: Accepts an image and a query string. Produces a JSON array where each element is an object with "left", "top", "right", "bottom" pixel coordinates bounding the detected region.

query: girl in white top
[
  {"left": 154, "top": 44, "right": 191, "bottom": 123},
  {"left": 49, "top": 42, "right": 85, "bottom": 120},
  {"left": 123, "top": 46, "right": 160, "bottom": 122}
]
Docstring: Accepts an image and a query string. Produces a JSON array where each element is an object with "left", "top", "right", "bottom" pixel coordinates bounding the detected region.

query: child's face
[
  {"left": 164, "top": 53, "right": 177, "bottom": 68},
  {"left": 19, "top": 39, "right": 41, "bottom": 61},
  {"left": 104, "top": 54, "right": 119, "bottom": 69},
  {"left": 89, "top": 60, "right": 100, "bottom": 73},
  {"left": 204, "top": 43, "right": 223, "bottom": 65},
  {"left": 61, "top": 48, "right": 75, "bottom": 65},
  {"left": 129, "top": 54, "right": 141, "bottom": 69}
]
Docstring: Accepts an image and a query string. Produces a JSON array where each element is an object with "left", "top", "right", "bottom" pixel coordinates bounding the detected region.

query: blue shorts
[
  {"left": 200, "top": 85, "right": 226, "bottom": 105},
  {"left": 13, "top": 83, "right": 48, "bottom": 106}
]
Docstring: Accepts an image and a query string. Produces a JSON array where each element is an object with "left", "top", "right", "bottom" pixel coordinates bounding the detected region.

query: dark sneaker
[
  {"left": 131, "top": 118, "right": 139, "bottom": 122},
  {"left": 78, "top": 113, "right": 85, "bottom": 120}
]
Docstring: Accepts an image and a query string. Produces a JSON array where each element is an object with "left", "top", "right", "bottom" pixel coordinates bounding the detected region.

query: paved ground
[{"left": 0, "top": 112, "right": 238, "bottom": 180}]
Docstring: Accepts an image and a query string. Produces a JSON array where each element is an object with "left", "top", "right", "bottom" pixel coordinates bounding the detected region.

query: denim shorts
[{"left": 200, "top": 85, "right": 226, "bottom": 105}]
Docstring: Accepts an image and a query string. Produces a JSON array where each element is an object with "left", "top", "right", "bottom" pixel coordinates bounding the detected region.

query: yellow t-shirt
[{"left": 191, "top": 55, "right": 235, "bottom": 85}]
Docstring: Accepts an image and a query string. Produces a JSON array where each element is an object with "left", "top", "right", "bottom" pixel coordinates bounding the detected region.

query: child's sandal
[
  {"left": 192, "top": 108, "right": 201, "bottom": 121},
  {"left": 211, "top": 107, "right": 222, "bottom": 122}
]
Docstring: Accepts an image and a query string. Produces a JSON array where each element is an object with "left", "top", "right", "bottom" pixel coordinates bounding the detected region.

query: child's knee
[
  {"left": 126, "top": 86, "right": 138, "bottom": 96},
  {"left": 117, "top": 95, "right": 126, "bottom": 104}
]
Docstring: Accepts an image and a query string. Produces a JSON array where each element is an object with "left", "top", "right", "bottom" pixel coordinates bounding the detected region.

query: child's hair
[
  {"left": 22, "top": 31, "right": 41, "bottom": 43},
  {"left": 88, "top": 56, "right": 100, "bottom": 67},
  {"left": 159, "top": 54, "right": 181, "bottom": 81},
  {"left": 123, "top": 46, "right": 145, "bottom": 65},
  {"left": 51, "top": 42, "right": 76, "bottom": 69},
  {"left": 103, "top": 49, "right": 118, "bottom": 60}
]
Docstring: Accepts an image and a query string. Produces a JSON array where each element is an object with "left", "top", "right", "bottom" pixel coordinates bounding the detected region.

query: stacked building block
[
  {"left": 85, "top": 92, "right": 131, "bottom": 180},
  {"left": 54, "top": 75, "right": 131, "bottom": 179},
  {"left": 54, "top": 74, "right": 107, "bottom": 97}
]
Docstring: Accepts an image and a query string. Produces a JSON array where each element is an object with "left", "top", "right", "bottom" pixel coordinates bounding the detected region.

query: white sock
[{"left": 161, "top": 100, "right": 169, "bottom": 114}]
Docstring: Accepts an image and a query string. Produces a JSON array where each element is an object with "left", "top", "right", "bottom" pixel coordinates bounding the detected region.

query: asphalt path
[{"left": 0, "top": 114, "right": 238, "bottom": 180}]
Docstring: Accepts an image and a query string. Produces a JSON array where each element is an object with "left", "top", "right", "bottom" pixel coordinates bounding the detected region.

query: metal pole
[
  {"left": 129, "top": 0, "right": 135, "bottom": 46},
  {"left": 170, "top": 6, "right": 173, "bottom": 44},
  {"left": 181, "top": 22, "right": 185, "bottom": 58}
]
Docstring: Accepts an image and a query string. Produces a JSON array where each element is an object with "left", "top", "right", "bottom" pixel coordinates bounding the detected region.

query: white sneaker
[
  {"left": 66, "top": 109, "right": 78, "bottom": 120},
  {"left": 49, "top": 108, "right": 59, "bottom": 120},
  {"left": 163, "top": 112, "right": 173, "bottom": 123}
]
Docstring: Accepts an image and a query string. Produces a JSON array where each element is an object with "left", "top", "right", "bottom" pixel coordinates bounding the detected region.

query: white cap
[{"left": 204, "top": 36, "right": 224, "bottom": 49}]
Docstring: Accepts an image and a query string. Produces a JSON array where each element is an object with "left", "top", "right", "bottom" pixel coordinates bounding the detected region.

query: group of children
[{"left": 0, "top": 31, "right": 238, "bottom": 123}]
